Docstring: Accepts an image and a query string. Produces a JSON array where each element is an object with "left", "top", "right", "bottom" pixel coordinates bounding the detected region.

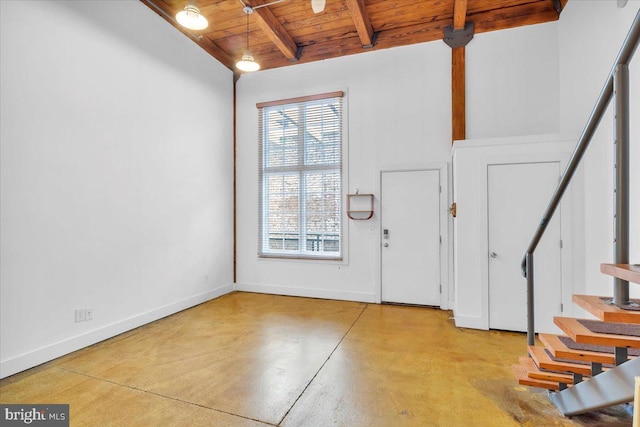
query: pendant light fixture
[
  {"left": 236, "top": 7, "right": 260, "bottom": 72},
  {"left": 176, "top": 0, "right": 208, "bottom": 31}
]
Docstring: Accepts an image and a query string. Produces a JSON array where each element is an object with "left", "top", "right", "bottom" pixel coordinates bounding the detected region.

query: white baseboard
[
  {"left": 0, "top": 283, "right": 234, "bottom": 379},
  {"left": 235, "top": 282, "right": 376, "bottom": 303},
  {"left": 452, "top": 313, "right": 488, "bottom": 330}
]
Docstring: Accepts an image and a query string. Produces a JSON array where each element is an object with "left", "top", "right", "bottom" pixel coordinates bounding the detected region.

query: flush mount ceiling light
[
  {"left": 176, "top": 0, "right": 208, "bottom": 31},
  {"left": 236, "top": 6, "right": 260, "bottom": 72},
  {"left": 311, "top": 0, "right": 326, "bottom": 13}
]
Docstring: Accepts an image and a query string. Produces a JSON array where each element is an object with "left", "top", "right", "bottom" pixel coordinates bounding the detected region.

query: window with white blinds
[{"left": 257, "top": 92, "right": 344, "bottom": 260}]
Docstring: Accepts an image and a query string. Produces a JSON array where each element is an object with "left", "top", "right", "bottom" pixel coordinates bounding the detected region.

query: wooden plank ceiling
[{"left": 141, "top": 0, "right": 566, "bottom": 73}]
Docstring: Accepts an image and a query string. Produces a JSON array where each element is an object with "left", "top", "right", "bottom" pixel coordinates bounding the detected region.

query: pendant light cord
[{"left": 246, "top": 13, "right": 250, "bottom": 51}]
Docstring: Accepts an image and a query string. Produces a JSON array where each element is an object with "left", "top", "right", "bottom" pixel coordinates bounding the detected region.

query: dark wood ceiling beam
[
  {"left": 140, "top": 0, "right": 234, "bottom": 70},
  {"left": 471, "top": 2, "right": 560, "bottom": 33},
  {"left": 451, "top": 0, "right": 468, "bottom": 143},
  {"left": 142, "top": 0, "right": 561, "bottom": 73},
  {"left": 368, "top": 18, "right": 450, "bottom": 50},
  {"left": 453, "top": 0, "right": 468, "bottom": 30},
  {"left": 451, "top": 46, "right": 466, "bottom": 142},
  {"left": 345, "top": 0, "right": 375, "bottom": 47},
  {"left": 256, "top": 18, "right": 450, "bottom": 70},
  {"left": 291, "top": 2, "right": 557, "bottom": 69},
  {"left": 245, "top": 0, "right": 298, "bottom": 61}
]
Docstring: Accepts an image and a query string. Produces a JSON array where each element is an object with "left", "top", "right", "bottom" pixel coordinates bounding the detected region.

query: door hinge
[
  {"left": 439, "top": 235, "right": 442, "bottom": 244},
  {"left": 439, "top": 185, "right": 442, "bottom": 194},
  {"left": 440, "top": 284, "right": 442, "bottom": 293},
  {"left": 560, "top": 239, "right": 563, "bottom": 248},
  {"left": 561, "top": 303, "right": 564, "bottom": 312}
]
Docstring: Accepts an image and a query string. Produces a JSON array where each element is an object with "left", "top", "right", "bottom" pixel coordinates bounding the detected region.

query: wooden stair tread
[
  {"left": 572, "top": 294, "right": 640, "bottom": 324},
  {"left": 538, "top": 333, "right": 616, "bottom": 365},
  {"left": 512, "top": 363, "right": 560, "bottom": 391},
  {"left": 601, "top": 263, "right": 640, "bottom": 284},
  {"left": 519, "top": 356, "right": 574, "bottom": 383},
  {"left": 528, "top": 345, "right": 592, "bottom": 375},
  {"left": 554, "top": 317, "right": 640, "bottom": 349}
]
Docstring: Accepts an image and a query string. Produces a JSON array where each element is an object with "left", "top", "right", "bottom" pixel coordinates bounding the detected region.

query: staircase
[
  {"left": 511, "top": 8, "right": 640, "bottom": 417},
  {"left": 513, "top": 264, "right": 640, "bottom": 416}
]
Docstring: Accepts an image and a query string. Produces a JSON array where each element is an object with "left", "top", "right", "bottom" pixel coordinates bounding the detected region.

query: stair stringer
[{"left": 551, "top": 357, "right": 640, "bottom": 416}]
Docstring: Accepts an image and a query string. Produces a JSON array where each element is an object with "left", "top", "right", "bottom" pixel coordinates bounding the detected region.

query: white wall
[
  {"left": 2, "top": 0, "right": 615, "bottom": 376},
  {"left": 558, "top": 1, "right": 640, "bottom": 299},
  {"left": 452, "top": 3, "right": 640, "bottom": 330},
  {"left": 467, "top": 22, "right": 560, "bottom": 139},
  {"left": 452, "top": 135, "right": 575, "bottom": 330},
  {"left": 236, "top": 42, "right": 451, "bottom": 303},
  {"left": 0, "top": 0, "right": 234, "bottom": 378},
  {"left": 452, "top": 22, "right": 562, "bottom": 330},
  {"left": 235, "top": 22, "right": 560, "bottom": 305}
]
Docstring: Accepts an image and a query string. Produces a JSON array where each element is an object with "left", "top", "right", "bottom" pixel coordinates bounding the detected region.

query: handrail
[{"left": 521, "top": 9, "right": 640, "bottom": 346}]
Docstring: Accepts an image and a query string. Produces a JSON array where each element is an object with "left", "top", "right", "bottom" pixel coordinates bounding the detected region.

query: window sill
[{"left": 258, "top": 253, "right": 343, "bottom": 262}]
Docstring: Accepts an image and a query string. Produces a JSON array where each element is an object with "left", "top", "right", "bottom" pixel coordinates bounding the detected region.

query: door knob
[
  {"left": 490, "top": 252, "right": 498, "bottom": 258},
  {"left": 384, "top": 243, "right": 389, "bottom": 247}
]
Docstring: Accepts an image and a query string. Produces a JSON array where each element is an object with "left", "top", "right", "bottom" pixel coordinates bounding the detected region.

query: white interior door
[
  {"left": 381, "top": 170, "right": 441, "bottom": 306},
  {"left": 488, "top": 162, "right": 562, "bottom": 333}
]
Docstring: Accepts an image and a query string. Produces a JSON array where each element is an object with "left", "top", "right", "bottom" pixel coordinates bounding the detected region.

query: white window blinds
[{"left": 257, "top": 92, "right": 344, "bottom": 260}]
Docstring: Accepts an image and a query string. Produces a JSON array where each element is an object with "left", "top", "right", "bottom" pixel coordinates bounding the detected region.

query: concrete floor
[{"left": 0, "top": 292, "right": 633, "bottom": 426}]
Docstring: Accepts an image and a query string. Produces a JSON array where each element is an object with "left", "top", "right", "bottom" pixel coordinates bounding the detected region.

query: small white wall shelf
[{"left": 347, "top": 193, "right": 374, "bottom": 220}]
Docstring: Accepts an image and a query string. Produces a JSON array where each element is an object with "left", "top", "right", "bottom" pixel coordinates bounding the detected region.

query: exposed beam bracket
[
  {"left": 552, "top": 0, "right": 563, "bottom": 14},
  {"left": 289, "top": 45, "right": 303, "bottom": 62},
  {"left": 443, "top": 22, "right": 474, "bottom": 48},
  {"left": 363, "top": 32, "right": 380, "bottom": 49}
]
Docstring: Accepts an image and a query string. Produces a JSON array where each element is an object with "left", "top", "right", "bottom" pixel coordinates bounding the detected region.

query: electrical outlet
[
  {"left": 75, "top": 309, "right": 85, "bottom": 323},
  {"left": 85, "top": 308, "right": 93, "bottom": 321}
]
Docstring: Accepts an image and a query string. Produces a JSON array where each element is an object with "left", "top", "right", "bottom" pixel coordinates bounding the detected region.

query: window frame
[{"left": 257, "top": 91, "right": 345, "bottom": 261}]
